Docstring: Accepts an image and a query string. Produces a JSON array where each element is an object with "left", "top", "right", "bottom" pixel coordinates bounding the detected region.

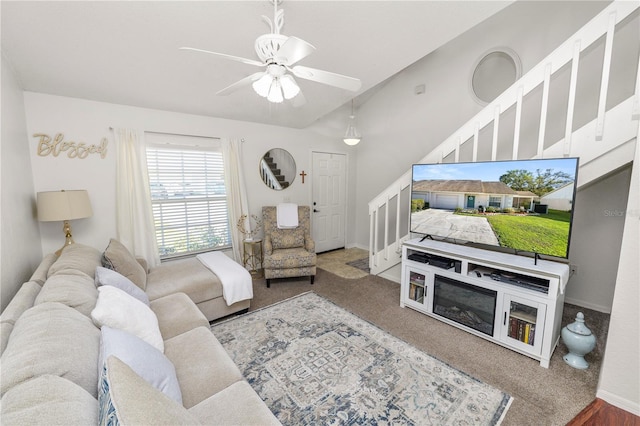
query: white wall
[
  {"left": 566, "top": 166, "right": 631, "bottom": 312},
  {"left": 23, "top": 92, "right": 355, "bottom": 255},
  {"left": 1, "top": 57, "right": 43, "bottom": 311},
  {"left": 597, "top": 143, "right": 640, "bottom": 415}
]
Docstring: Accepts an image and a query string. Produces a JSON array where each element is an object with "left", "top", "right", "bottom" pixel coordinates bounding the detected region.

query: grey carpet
[{"left": 238, "top": 268, "right": 609, "bottom": 426}]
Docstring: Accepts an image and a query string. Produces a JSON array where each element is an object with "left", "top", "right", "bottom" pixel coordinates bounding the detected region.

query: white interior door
[{"left": 312, "top": 152, "right": 346, "bottom": 253}]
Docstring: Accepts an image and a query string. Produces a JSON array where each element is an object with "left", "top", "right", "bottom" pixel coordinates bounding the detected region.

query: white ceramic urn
[{"left": 561, "top": 312, "right": 596, "bottom": 369}]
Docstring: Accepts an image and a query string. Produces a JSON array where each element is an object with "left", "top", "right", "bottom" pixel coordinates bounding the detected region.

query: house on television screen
[
  {"left": 540, "top": 182, "right": 575, "bottom": 211},
  {"left": 412, "top": 180, "right": 538, "bottom": 211}
]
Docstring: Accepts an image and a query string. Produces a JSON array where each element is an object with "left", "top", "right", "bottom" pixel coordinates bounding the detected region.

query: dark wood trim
[{"left": 567, "top": 398, "right": 640, "bottom": 426}]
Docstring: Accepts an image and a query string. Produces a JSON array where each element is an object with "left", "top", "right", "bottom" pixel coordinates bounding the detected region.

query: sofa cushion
[
  {"left": 0, "top": 323, "right": 13, "bottom": 356},
  {"left": 145, "top": 257, "right": 221, "bottom": 303},
  {"left": 95, "top": 266, "right": 149, "bottom": 305},
  {"left": 102, "top": 239, "right": 147, "bottom": 290},
  {"left": 270, "top": 227, "right": 305, "bottom": 250},
  {"left": 150, "top": 292, "right": 209, "bottom": 340},
  {"left": 189, "top": 381, "right": 281, "bottom": 425},
  {"left": 0, "top": 281, "right": 42, "bottom": 326},
  {"left": 99, "top": 326, "right": 182, "bottom": 403},
  {"left": 35, "top": 271, "right": 98, "bottom": 317},
  {"left": 29, "top": 253, "right": 58, "bottom": 285},
  {"left": 99, "top": 356, "right": 200, "bottom": 425},
  {"left": 1, "top": 375, "right": 98, "bottom": 425},
  {"left": 164, "top": 327, "right": 243, "bottom": 408},
  {"left": 91, "top": 286, "right": 164, "bottom": 352},
  {"left": 0, "top": 302, "right": 100, "bottom": 398},
  {"left": 48, "top": 243, "right": 102, "bottom": 279}
]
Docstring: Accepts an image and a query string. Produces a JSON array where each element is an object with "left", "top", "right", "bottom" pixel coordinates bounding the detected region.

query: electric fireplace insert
[{"left": 433, "top": 274, "right": 497, "bottom": 336}]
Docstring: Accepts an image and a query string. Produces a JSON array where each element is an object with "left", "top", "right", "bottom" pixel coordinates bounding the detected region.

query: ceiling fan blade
[
  {"left": 216, "top": 72, "right": 265, "bottom": 96},
  {"left": 275, "top": 36, "right": 315, "bottom": 66},
  {"left": 291, "top": 65, "right": 361, "bottom": 92},
  {"left": 180, "top": 47, "right": 265, "bottom": 67}
]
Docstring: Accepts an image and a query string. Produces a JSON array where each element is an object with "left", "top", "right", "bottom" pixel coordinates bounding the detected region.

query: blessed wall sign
[{"left": 34, "top": 133, "right": 108, "bottom": 159}]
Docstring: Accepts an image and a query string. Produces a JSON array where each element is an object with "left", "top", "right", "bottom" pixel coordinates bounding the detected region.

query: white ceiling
[{"left": 1, "top": 1, "right": 512, "bottom": 129}]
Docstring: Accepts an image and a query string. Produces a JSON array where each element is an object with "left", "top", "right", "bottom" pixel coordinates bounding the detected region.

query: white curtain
[
  {"left": 114, "top": 128, "right": 160, "bottom": 267},
  {"left": 222, "top": 138, "right": 250, "bottom": 262}
]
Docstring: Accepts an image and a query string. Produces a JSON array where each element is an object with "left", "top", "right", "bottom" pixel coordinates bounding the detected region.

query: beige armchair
[{"left": 262, "top": 206, "right": 316, "bottom": 288}]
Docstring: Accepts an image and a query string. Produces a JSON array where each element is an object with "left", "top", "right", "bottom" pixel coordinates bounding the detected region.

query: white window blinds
[{"left": 145, "top": 133, "right": 230, "bottom": 258}]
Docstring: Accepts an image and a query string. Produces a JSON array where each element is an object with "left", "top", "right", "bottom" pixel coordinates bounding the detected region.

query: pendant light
[{"left": 343, "top": 99, "right": 361, "bottom": 146}]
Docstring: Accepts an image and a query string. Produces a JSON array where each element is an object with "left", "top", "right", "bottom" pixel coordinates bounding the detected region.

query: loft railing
[{"left": 368, "top": 1, "right": 640, "bottom": 275}]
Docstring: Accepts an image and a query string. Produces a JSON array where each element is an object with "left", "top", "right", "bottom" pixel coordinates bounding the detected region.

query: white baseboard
[
  {"left": 346, "top": 243, "right": 369, "bottom": 251},
  {"left": 596, "top": 389, "right": 640, "bottom": 416},
  {"left": 378, "top": 270, "right": 401, "bottom": 283},
  {"left": 564, "top": 297, "right": 612, "bottom": 314}
]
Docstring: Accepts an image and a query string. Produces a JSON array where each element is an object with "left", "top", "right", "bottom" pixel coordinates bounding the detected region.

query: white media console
[{"left": 400, "top": 238, "right": 570, "bottom": 367}]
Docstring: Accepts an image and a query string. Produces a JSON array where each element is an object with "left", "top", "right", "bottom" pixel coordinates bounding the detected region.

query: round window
[{"left": 471, "top": 48, "right": 522, "bottom": 105}]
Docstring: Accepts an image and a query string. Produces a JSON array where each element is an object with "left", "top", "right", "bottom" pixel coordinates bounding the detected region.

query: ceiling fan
[{"left": 180, "top": 0, "right": 361, "bottom": 104}]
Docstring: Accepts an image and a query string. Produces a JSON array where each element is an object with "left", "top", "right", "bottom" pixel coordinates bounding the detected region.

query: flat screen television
[{"left": 410, "top": 158, "right": 579, "bottom": 259}]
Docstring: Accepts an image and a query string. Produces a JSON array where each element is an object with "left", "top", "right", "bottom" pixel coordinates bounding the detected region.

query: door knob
[{"left": 313, "top": 209, "right": 320, "bottom": 213}]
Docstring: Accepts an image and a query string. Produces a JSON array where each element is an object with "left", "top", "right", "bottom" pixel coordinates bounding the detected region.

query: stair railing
[
  {"left": 260, "top": 158, "right": 283, "bottom": 190},
  {"left": 368, "top": 1, "right": 639, "bottom": 275}
]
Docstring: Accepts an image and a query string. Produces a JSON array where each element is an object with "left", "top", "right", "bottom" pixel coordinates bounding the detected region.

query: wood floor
[{"left": 568, "top": 398, "right": 640, "bottom": 425}]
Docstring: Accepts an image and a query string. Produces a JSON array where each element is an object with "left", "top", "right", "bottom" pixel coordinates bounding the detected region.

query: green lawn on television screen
[{"left": 486, "top": 210, "right": 572, "bottom": 257}]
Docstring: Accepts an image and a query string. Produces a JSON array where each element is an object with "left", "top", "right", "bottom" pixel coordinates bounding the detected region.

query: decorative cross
[{"left": 299, "top": 170, "right": 307, "bottom": 184}]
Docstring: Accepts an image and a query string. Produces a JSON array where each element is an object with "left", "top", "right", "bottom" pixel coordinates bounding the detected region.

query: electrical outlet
[{"left": 570, "top": 264, "right": 578, "bottom": 276}]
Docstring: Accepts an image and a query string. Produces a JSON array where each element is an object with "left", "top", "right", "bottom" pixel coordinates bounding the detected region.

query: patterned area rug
[{"left": 212, "top": 292, "right": 512, "bottom": 425}]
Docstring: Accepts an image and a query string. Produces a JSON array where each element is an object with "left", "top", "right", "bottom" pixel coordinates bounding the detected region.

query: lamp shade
[
  {"left": 343, "top": 99, "right": 362, "bottom": 145},
  {"left": 37, "top": 190, "right": 93, "bottom": 222},
  {"left": 343, "top": 115, "right": 361, "bottom": 146}
]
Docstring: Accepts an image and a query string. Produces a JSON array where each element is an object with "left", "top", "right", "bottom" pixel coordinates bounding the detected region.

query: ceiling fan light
[
  {"left": 252, "top": 73, "right": 273, "bottom": 97},
  {"left": 280, "top": 75, "right": 300, "bottom": 99},
  {"left": 267, "top": 79, "right": 284, "bottom": 103}
]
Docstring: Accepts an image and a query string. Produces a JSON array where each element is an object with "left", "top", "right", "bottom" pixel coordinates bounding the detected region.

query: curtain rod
[
  {"left": 108, "top": 127, "right": 224, "bottom": 140},
  {"left": 108, "top": 128, "right": 247, "bottom": 142}
]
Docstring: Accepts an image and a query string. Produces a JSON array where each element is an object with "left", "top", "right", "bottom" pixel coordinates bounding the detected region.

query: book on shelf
[
  {"left": 409, "top": 283, "right": 425, "bottom": 303},
  {"left": 509, "top": 316, "right": 536, "bottom": 345},
  {"left": 409, "top": 283, "right": 417, "bottom": 301}
]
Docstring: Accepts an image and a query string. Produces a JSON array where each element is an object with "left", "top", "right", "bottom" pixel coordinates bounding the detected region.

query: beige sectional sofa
[
  {"left": 0, "top": 242, "right": 279, "bottom": 425},
  {"left": 100, "top": 239, "right": 250, "bottom": 322}
]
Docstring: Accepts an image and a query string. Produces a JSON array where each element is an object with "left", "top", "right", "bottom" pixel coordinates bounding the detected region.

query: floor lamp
[{"left": 37, "top": 190, "right": 93, "bottom": 255}]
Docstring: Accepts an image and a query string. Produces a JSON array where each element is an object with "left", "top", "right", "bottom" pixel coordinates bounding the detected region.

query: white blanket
[
  {"left": 196, "top": 251, "right": 253, "bottom": 306},
  {"left": 277, "top": 203, "right": 298, "bottom": 229}
]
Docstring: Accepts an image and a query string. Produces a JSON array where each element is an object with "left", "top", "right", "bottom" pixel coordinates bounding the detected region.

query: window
[
  {"left": 145, "top": 133, "right": 230, "bottom": 258},
  {"left": 488, "top": 196, "right": 502, "bottom": 208}
]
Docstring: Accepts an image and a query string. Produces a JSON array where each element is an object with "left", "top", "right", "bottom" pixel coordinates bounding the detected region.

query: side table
[{"left": 243, "top": 239, "right": 263, "bottom": 278}]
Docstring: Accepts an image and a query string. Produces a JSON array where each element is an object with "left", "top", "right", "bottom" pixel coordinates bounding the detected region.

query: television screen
[{"left": 410, "top": 158, "right": 579, "bottom": 259}]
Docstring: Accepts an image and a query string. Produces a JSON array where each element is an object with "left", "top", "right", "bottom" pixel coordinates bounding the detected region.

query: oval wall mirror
[
  {"left": 471, "top": 48, "right": 522, "bottom": 105},
  {"left": 259, "top": 148, "right": 296, "bottom": 190}
]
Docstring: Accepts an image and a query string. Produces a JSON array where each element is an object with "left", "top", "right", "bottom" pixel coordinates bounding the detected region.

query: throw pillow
[
  {"left": 91, "top": 286, "right": 164, "bottom": 353},
  {"left": 99, "top": 326, "right": 181, "bottom": 403},
  {"left": 98, "top": 356, "right": 199, "bottom": 425},
  {"left": 95, "top": 266, "right": 149, "bottom": 306},
  {"left": 101, "top": 239, "right": 147, "bottom": 290},
  {"left": 271, "top": 227, "right": 305, "bottom": 250}
]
